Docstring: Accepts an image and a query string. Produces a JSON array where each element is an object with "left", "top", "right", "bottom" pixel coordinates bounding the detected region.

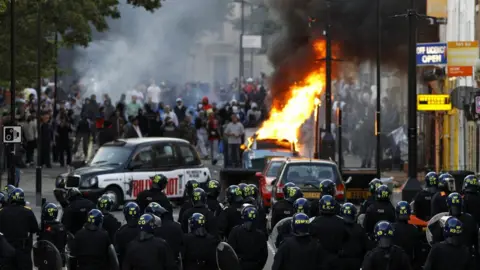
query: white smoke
[{"left": 74, "top": 0, "right": 229, "bottom": 100}]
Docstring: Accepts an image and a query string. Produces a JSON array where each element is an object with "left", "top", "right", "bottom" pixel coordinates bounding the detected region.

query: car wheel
[{"left": 104, "top": 186, "right": 124, "bottom": 211}]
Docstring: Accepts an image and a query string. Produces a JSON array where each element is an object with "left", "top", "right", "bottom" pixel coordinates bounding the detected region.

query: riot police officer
[
  {"left": 272, "top": 213, "right": 329, "bottom": 270},
  {"left": 339, "top": 202, "right": 369, "bottom": 270},
  {"left": 413, "top": 171, "right": 438, "bottom": 221},
  {"left": 310, "top": 195, "right": 347, "bottom": 265},
  {"left": 61, "top": 187, "right": 95, "bottom": 234},
  {"left": 275, "top": 197, "right": 310, "bottom": 248},
  {"left": 206, "top": 180, "right": 223, "bottom": 216},
  {"left": 136, "top": 174, "right": 173, "bottom": 218},
  {"left": 114, "top": 202, "right": 141, "bottom": 267},
  {"left": 182, "top": 213, "right": 219, "bottom": 270},
  {"left": 123, "top": 214, "right": 177, "bottom": 270},
  {"left": 363, "top": 184, "right": 396, "bottom": 235},
  {"left": 178, "top": 179, "right": 200, "bottom": 222},
  {"left": 424, "top": 217, "right": 473, "bottom": 270},
  {"left": 362, "top": 221, "right": 412, "bottom": 270},
  {"left": 0, "top": 188, "right": 39, "bottom": 270},
  {"left": 462, "top": 174, "right": 480, "bottom": 226},
  {"left": 310, "top": 179, "right": 339, "bottom": 217},
  {"left": 97, "top": 194, "right": 121, "bottom": 242},
  {"left": 37, "top": 203, "right": 67, "bottom": 267},
  {"left": 238, "top": 183, "right": 249, "bottom": 202},
  {"left": 2, "top": 184, "right": 15, "bottom": 204},
  {"left": 180, "top": 188, "right": 217, "bottom": 235},
  {"left": 271, "top": 183, "right": 300, "bottom": 229},
  {"left": 431, "top": 173, "right": 454, "bottom": 217},
  {"left": 360, "top": 178, "right": 383, "bottom": 214},
  {"left": 72, "top": 209, "right": 111, "bottom": 269},
  {"left": 146, "top": 202, "right": 183, "bottom": 264},
  {"left": 228, "top": 205, "right": 268, "bottom": 270},
  {"left": 391, "top": 201, "right": 422, "bottom": 265},
  {"left": 243, "top": 184, "right": 268, "bottom": 235},
  {"left": 218, "top": 185, "right": 245, "bottom": 239},
  {"left": 447, "top": 193, "right": 478, "bottom": 253}
]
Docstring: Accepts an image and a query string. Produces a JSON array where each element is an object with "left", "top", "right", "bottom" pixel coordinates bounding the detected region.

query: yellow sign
[
  {"left": 447, "top": 41, "right": 480, "bottom": 77},
  {"left": 346, "top": 190, "right": 369, "bottom": 200},
  {"left": 303, "top": 192, "right": 320, "bottom": 199},
  {"left": 427, "top": 0, "right": 447, "bottom": 18},
  {"left": 417, "top": 94, "right": 452, "bottom": 111}
]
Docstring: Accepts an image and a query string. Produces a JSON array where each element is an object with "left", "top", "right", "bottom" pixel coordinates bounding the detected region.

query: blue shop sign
[{"left": 416, "top": 43, "right": 447, "bottom": 66}]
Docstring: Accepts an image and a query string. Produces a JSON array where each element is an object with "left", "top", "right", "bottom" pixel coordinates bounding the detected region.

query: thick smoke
[{"left": 74, "top": 0, "right": 227, "bottom": 100}]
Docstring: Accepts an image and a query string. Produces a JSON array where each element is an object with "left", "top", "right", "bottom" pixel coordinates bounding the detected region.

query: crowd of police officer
[{"left": 0, "top": 171, "right": 478, "bottom": 269}]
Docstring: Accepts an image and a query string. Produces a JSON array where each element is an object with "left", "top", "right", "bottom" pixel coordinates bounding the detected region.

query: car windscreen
[
  {"left": 280, "top": 162, "right": 338, "bottom": 188},
  {"left": 266, "top": 161, "right": 284, "bottom": 177},
  {"left": 89, "top": 146, "right": 131, "bottom": 166}
]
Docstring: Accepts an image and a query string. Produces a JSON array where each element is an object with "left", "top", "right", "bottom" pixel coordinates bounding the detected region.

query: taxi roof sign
[{"left": 417, "top": 94, "right": 452, "bottom": 111}]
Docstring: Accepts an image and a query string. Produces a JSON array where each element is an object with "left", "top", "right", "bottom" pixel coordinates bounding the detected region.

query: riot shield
[
  {"left": 426, "top": 212, "right": 450, "bottom": 246},
  {"left": 33, "top": 240, "right": 63, "bottom": 270},
  {"left": 108, "top": 244, "right": 119, "bottom": 270},
  {"left": 66, "top": 232, "right": 77, "bottom": 270},
  {"left": 269, "top": 217, "right": 292, "bottom": 249},
  {"left": 216, "top": 242, "right": 241, "bottom": 270}
]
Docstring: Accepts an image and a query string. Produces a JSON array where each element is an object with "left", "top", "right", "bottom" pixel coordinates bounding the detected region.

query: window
[
  {"left": 266, "top": 161, "right": 285, "bottom": 177},
  {"left": 90, "top": 146, "right": 131, "bottom": 166},
  {"left": 280, "top": 162, "right": 338, "bottom": 186},
  {"left": 179, "top": 144, "right": 201, "bottom": 166},
  {"left": 152, "top": 143, "right": 181, "bottom": 167},
  {"left": 131, "top": 146, "right": 154, "bottom": 169}
]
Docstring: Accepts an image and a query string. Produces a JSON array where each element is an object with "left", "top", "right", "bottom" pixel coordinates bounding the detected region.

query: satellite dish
[{"left": 450, "top": 86, "right": 479, "bottom": 110}]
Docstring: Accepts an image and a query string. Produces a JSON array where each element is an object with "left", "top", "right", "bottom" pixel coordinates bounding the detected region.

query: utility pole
[
  {"left": 375, "top": 0, "right": 382, "bottom": 178},
  {"left": 239, "top": 0, "right": 245, "bottom": 95},
  {"left": 53, "top": 32, "right": 58, "bottom": 118},
  {"left": 8, "top": 0, "right": 16, "bottom": 186},
  {"left": 36, "top": 3, "right": 43, "bottom": 206}
]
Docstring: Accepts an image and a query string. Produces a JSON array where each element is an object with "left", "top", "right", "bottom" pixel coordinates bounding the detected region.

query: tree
[{"left": 0, "top": 0, "right": 163, "bottom": 87}]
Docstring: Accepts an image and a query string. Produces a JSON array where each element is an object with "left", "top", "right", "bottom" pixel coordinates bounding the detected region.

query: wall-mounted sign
[
  {"left": 447, "top": 41, "right": 480, "bottom": 77},
  {"left": 416, "top": 43, "right": 447, "bottom": 66},
  {"left": 417, "top": 94, "right": 452, "bottom": 111}
]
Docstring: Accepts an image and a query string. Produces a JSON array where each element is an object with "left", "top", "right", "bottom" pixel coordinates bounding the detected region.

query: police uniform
[
  {"left": 102, "top": 212, "right": 121, "bottom": 243},
  {"left": 413, "top": 189, "right": 435, "bottom": 221},
  {"left": 38, "top": 220, "right": 68, "bottom": 265},
  {"left": 154, "top": 217, "right": 184, "bottom": 263},
  {"left": 136, "top": 188, "right": 173, "bottom": 218},
  {"left": 114, "top": 220, "right": 140, "bottom": 267},
  {"left": 431, "top": 191, "right": 449, "bottom": 217},
  {"left": 62, "top": 196, "right": 96, "bottom": 235}
]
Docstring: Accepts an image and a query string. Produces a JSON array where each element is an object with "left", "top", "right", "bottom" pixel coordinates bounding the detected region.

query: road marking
[{"left": 267, "top": 241, "right": 276, "bottom": 255}]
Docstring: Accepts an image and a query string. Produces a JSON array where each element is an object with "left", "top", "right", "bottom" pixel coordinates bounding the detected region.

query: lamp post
[
  {"left": 375, "top": 0, "right": 382, "bottom": 178},
  {"left": 7, "top": 0, "right": 16, "bottom": 186},
  {"left": 239, "top": 0, "right": 245, "bottom": 96},
  {"left": 36, "top": 2, "right": 43, "bottom": 206}
]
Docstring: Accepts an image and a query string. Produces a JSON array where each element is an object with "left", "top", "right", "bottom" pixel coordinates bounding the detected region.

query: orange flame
[{"left": 254, "top": 40, "right": 327, "bottom": 145}]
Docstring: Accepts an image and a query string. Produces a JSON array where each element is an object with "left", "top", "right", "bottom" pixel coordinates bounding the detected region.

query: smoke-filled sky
[{"left": 74, "top": 0, "right": 228, "bottom": 100}]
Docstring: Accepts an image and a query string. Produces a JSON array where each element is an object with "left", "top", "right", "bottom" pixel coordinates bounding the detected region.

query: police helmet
[
  {"left": 145, "top": 202, "right": 166, "bottom": 217},
  {"left": 319, "top": 195, "right": 337, "bottom": 214},
  {"left": 138, "top": 214, "right": 156, "bottom": 233},
  {"left": 438, "top": 173, "right": 454, "bottom": 192},
  {"left": 373, "top": 221, "right": 394, "bottom": 247},
  {"left": 191, "top": 188, "right": 207, "bottom": 206},
  {"left": 9, "top": 188, "right": 25, "bottom": 204},
  {"left": 241, "top": 204, "right": 257, "bottom": 222},
  {"left": 340, "top": 202, "right": 357, "bottom": 223},
  {"left": 206, "top": 180, "right": 220, "bottom": 198},
  {"left": 86, "top": 209, "right": 104, "bottom": 227},
  {"left": 424, "top": 171, "right": 438, "bottom": 188},
  {"left": 368, "top": 178, "right": 382, "bottom": 194},
  {"left": 3, "top": 184, "right": 15, "bottom": 197},
  {"left": 319, "top": 179, "right": 336, "bottom": 196},
  {"left": 150, "top": 174, "right": 168, "bottom": 190},
  {"left": 395, "top": 201, "right": 411, "bottom": 221},
  {"left": 123, "top": 202, "right": 141, "bottom": 221},
  {"left": 285, "top": 186, "right": 303, "bottom": 203},
  {"left": 97, "top": 194, "right": 114, "bottom": 212},
  {"left": 443, "top": 217, "right": 463, "bottom": 239},
  {"left": 226, "top": 185, "right": 243, "bottom": 204},
  {"left": 282, "top": 182, "right": 297, "bottom": 199},
  {"left": 66, "top": 188, "right": 82, "bottom": 202},
  {"left": 188, "top": 213, "right": 206, "bottom": 233},
  {"left": 185, "top": 180, "right": 200, "bottom": 197},
  {"left": 42, "top": 203, "right": 59, "bottom": 221},
  {"left": 447, "top": 192, "right": 463, "bottom": 216},
  {"left": 462, "top": 175, "right": 479, "bottom": 193},
  {"left": 293, "top": 198, "right": 310, "bottom": 214},
  {"left": 291, "top": 213, "right": 310, "bottom": 236},
  {"left": 238, "top": 183, "right": 249, "bottom": 197},
  {"left": 375, "top": 185, "right": 391, "bottom": 201},
  {"left": 247, "top": 184, "right": 259, "bottom": 198}
]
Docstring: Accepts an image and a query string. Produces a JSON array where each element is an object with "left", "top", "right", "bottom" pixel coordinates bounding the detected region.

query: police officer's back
[
  {"left": 218, "top": 185, "right": 244, "bottom": 239},
  {"left": 123, "top": 214, "right": 177, "bottom": 270},
  {"left": 362, "top": 221, "right": 412, "bottom": 270},
  {"left": 424, "top": 217, "right": 473, "bottom": 270},
  {"left": 97, "top": 194, "right": 121, "bottom": 243},
  {"left": 272, "top": 213, "right": 329, "bottom": 270},
  {"left": 462, "top": 175, "right": 480, "bottom": 226},
  {"left": 0, "top": 188, "right": 39, "bottom": 270},
  {"left": 206, "top": 180, "right": 223, "bottom": 216},
  {"left": 275, "top": 197, "right": 309, "bottom": 248},
  {"left": 72, "top": 209, "right": 111, "bottom": 270},
  {"left": 61, "top": 188, "right": 95, "bottom": 234},
  {"left": 430, "top": 173, "right": 453, "bottom": 217},
  {"left": 136, "top": 174, "right": 173, "bottom": 218},
  {"left": 363, "top": 184, "right": 396, "bottom": 235},
  {"left": 38, "top": 203, "right": 67, "bottom": 266},
  {"left": 413, "top": 172, "right": 438, "bottom": 221},
  {"left": 339, "top": 202, "right": 369, "bottom": 270},
  {"left": 360, "top": 178, "right": 382, "bottom": 215},
  {"left": 243, "top": 184, "right": 267, "bottom": 235},
  {"left": 310, "top": 179, "right": 341, "bottom": 217},
  {"left": 0, "top": 232, "right": 15, "bottom": 269},
  {"left": 182, "top": 213, "right": 219, "bottom": 270},
  {"left": 271, "top": 182, "right": 298, "bottom": 229},
  {"left": 391, "top": 201, "right": 422, "bottom": 264},
  {"left": 180, "top": 188, "right": 217, "bottom": 235},
  {"left": 146, "top": 202, "right": 183, "bottom": 263},
  {"left": 178, "top": 179, "right": 199, "bottom": 222},
  {"left": 114, "top": 202, "right": 141, "bottom": 267},
  {"left": 228, "top": 205, "right": 268, "bottom": 270}
]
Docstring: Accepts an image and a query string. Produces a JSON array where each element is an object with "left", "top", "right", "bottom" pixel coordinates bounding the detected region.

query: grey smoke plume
[{"left": 74, "top": 0, "right": 229, "bottom": 100}]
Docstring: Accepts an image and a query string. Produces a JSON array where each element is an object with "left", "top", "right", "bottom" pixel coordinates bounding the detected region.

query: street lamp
[
  {"left": 375, "top": 0, "right": 382, "bottom": 178},
  {"left": 8, "top": 0, "right": 16, "bottom": 186},
  {"left": 233, "top": 0, "right": 246, "bottom": 96},
  {"left": 35, "top": 1, "right": 43, "bottom": 206}
]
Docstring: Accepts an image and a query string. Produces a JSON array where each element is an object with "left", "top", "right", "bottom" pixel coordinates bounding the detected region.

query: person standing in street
[{"left": 224, "top": 114, "right": 244, "bottom": 168}]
